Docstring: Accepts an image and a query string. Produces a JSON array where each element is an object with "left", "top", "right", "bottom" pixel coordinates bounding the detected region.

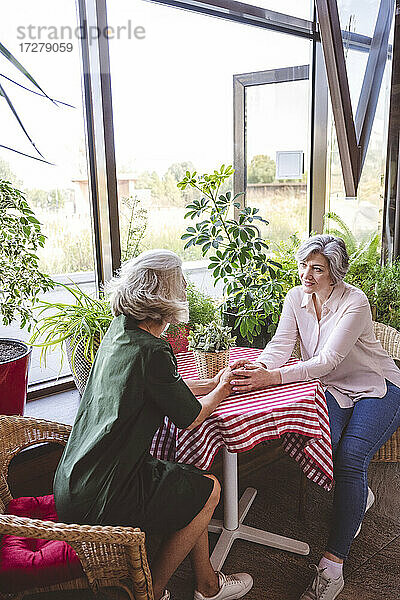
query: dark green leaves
[
  {"left": 177, "top": 164, "right": 288, "bottom": 343},
  {"left": 0, "top": 180, "right": 54, "bottom": 328}
]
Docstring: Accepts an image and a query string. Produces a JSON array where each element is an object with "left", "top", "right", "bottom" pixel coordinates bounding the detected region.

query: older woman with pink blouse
[{"left": 230, "top": 234, "right": 400, "bottom": 600}]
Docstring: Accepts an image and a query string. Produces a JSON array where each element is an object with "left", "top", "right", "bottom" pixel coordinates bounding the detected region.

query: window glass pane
[
  {"left": 327, "top": 51, "right": 393, "bottom": 241},
  {"left": 231, "top": 0, "right": 313, "bottom": 20},
  {"left": 337, "top": 0, "right": 381, "bottom": 38},
  {"left": 245, "top": 76, "right": 310, "bottom": 243},
  {"left": 108, "top": 0, "right": 310, "bottom": 292},
  {"left": 1, "top": 0, "right": 95, "bottom": 385}
]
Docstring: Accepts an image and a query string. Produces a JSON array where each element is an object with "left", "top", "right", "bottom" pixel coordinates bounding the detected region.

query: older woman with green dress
[{"left": 54, "top": 249, "right": 253, "bottom": 600}]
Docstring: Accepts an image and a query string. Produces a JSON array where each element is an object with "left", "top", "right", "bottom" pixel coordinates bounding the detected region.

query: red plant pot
[{"left": 0, "top": 339, "right": 32, "bottom": 416}]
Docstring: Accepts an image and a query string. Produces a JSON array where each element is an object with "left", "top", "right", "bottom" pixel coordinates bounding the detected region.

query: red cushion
[{"left": 0, "top": 494, "right": 84, "bottom": 593}]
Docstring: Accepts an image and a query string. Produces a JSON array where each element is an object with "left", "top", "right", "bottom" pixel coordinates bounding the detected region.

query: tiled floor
[{"left": 23, "top": 391, "right": 400, "bottom": 600}]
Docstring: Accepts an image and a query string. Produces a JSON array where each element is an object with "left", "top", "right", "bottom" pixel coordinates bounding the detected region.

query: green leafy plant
[
  {"left": 120, "top": 195, "right": 148, "bottom": 262},
  {"left": 178, "top": 164, "right": 284, "bottom": 342},
  {"left": 323, "top": 211, "right": 380, "bottom": 267},
  {"left": 188, "top": 321, "right": 236, "bottom": 353},
  {"left": 29, "top": 283, "right": 113, "bottom": 372},
  {"left": 0, "top": 179, "right": 54, "bottom": 329},
  {"left": 0, "top": 42, "right": 73, "bottom": 163},
  {"left": 187, "top": 281, "right": 218, "bottom": 326},
  {"left": 162, "top": 282, "right": 218, "bottom": 353},
  {"left": 345, "top": 260, "right": 400, "bottom": 330},
  {"left": 273, "top": 233, "right": 301, "bottom": 295}
]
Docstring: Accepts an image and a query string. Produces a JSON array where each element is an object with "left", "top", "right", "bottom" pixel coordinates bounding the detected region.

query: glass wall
[
  {"left": 231, "top": 0, "right": 313, "bottom": 20},
  {"left": 108, "top": 0, "right": 311, "bottom": 278},
  {"left": 0, "top": 0, "right": 95, "bottom": 384},
  {"left": 326, "top": 1, "right": 393, "bottom": 243},
  {"left": 245, "top": 73, "right": 310, "bottom": 243}
]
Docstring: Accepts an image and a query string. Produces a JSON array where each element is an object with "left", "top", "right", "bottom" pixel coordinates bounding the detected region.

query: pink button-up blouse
[{"left": 257, "top": 281, "right": 400, "bottom": 408}]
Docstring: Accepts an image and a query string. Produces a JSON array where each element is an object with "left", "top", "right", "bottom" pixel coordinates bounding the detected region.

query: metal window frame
[
  {"left": 233, "top": 65, "right": 310, "bottom": 211},
  {"left": 77, "top": 0, "right": 121, "bottom": 288},
  {"left": 144, "top": 0, "right": 316, "bottom": 38},
  {"left": 316, "top": 0, "right": 394, "bottom": 197},
  {"left": 382, "top": 0, "right": 400, "bottom": 261}
]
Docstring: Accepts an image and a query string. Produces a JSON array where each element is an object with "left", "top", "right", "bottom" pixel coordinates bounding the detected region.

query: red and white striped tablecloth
[{"left": 151, "top": 347, "right": 334, "bottom": 491}]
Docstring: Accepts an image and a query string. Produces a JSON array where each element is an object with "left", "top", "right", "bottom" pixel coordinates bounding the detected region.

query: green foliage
[
  {"left": 29, "top": 283, "right": 113, "bottom": 372},
  {"left": 179, "top": 164, "right": 284, "bottom": 343},
  {"left": 0, "top": 179, "right": 54, "bottom": 329},
  {"left": 0, "top": 158, "right": 21, "bottom": 186},
  {"left": 136, "top": 161, "right": 199, "bottom": 207},
  {"left": 120, "top": 195, "right": 148, "bottom": 262},
  {"left": 345, "top": 260, "right": 400, "bottom": 331},
  {"left": 323, "top": 211, "right": 380, "bottom": 265},
  {"left": 273, "top": 233, "right": 301, "bottom": 295},
  {"left": 372, "top": 261, "right": 400, "bottom": 330},
  {"left": 188, "top": 321, "right": 236, "bottom": 352},
  {"left": 27, "top": 188, "right": 68, "bottom": 212},
  {"left": 186, "top": 281, "right": 218, "bottom": 326},
  {"left": 247, "top": 154, "right": 276, "bottom": 184},
  {"left": 318, "top": 212, "right": 399, "bottom": 330}
]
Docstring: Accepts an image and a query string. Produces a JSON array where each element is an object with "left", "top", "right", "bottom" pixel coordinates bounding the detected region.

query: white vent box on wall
[{"left": 276, "top": 150, "right": 304, "bottom": 179}]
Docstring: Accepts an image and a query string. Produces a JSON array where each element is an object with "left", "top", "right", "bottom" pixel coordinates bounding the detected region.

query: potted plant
[
  {"left": 163, "top": 281, "right": 218, "bottom": 353},
  {"left": 0, "top": 180, "right": 54, "bottom": 414},
  {"left": 188, "top": 321, "right": 236, "bottom": 379},
  {"left": 178, "top": 164, "right": 285, "bottom": 348},
  {"left": 29, "top": 283, "right": 113, "bottom": 395}
]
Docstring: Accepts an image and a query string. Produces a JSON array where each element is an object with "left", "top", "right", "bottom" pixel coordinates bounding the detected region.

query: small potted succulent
[{"left": 188, "top": 320, "right": 236, "bottom": 379}]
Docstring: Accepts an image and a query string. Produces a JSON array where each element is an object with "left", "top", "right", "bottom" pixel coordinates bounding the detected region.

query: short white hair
[
  {"left": 296, "top": 234, "right": 349, "bottom": 284},
  {"left": 106, "top": 249, "right": 189, "bottom": 323}
]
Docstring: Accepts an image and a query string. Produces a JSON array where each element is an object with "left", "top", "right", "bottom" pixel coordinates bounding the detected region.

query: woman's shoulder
[
  {"left": 285, "top": 285, "right": 304, "bottom": 303},
  {"left": 341, "top": 281, "right": 370, "bottom": 307}
]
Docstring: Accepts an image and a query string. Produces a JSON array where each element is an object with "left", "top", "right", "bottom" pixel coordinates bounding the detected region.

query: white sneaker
[
  {"left": 354, "top": 486, "right": 375, "bottom": 538},
  {"left": 159, "top": 591, "right": 170, "bottom": 600},
  {"left": 300, "top": 565, "right": 344, "bottom": 600},
  {"left": 194, "top": 571, "right": 253, "bottom": 600}
]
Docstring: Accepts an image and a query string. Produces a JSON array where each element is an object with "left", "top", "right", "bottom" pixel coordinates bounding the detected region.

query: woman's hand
[
  {"left": 211, "top": 366, "right": 235, "bottom": 388},
  {"left": 230, "top": 363, "right": 282, "bottom": 393}
]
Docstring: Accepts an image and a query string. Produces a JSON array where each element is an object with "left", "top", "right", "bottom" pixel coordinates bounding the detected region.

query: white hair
[
  {"left": 106, "top": 249, "right": 189, "bottom": 323},
  {"left": 296, "top": 234, "right": 349, "bottom": 284}
]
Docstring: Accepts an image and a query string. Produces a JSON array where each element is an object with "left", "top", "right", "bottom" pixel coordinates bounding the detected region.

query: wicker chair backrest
[
  {"left": 373, "top": 321, "right": 400, "bottom": 362},
  {"left": 0, "top": 416, "right": 71, "bottom": 505}
]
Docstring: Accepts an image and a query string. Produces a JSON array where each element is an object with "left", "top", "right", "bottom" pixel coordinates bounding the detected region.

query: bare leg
[
  {"left": 152, "top": 475, "right": 220, "bottom": 600},
  {"left": 190, "top": 528, "right": 219, "bottom": 596}
]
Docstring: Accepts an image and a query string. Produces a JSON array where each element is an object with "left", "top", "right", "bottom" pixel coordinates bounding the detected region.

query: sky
[{"left": 0, "top": 0, "right": 386, "bottom": 190}]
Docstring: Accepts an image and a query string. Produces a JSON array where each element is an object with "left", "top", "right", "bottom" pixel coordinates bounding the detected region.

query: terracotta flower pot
[{"left": 0, "top": 339, "right": 31, "bottom": 415}]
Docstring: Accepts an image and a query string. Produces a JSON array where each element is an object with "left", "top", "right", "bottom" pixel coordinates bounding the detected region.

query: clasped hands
[{"left": 213, "top": 360, "right": 282, "bottom": 394}]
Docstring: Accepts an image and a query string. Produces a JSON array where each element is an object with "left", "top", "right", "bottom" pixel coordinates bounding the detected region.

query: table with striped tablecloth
[{"left": 151, "top": 346, "right": 334, "bottom": 569}]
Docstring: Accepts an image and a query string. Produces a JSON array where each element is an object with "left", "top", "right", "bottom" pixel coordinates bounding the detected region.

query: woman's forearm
[
  {"left": 184, "top": 378, "right": 215, "bottom": 395},
  {"left": 186, "top": 381, "right": 231, "bottom": 430}
]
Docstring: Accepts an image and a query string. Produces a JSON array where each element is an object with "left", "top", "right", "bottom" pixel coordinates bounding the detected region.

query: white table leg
[{"left": 209, "top": 448, "right": 310, "bottom": 571}]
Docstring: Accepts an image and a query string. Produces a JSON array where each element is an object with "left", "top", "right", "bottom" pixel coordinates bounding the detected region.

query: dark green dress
[{"left": 54, "top": 315, "right": 213, "bottom": 534}]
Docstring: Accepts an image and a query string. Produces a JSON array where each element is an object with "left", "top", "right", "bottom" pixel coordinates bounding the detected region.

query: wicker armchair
[{"left": 0, "top": 415, "right": 154, "bottom": 600}]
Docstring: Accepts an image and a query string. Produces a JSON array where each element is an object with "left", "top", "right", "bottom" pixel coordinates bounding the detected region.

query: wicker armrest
[{"left": 0, "top": 513, "right": 145, "bottom": 546}]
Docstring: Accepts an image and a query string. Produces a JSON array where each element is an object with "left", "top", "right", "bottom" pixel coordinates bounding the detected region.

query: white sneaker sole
[
  {"left": 332, "top": 580, "right": 345, "bottom": 599},
  {"left": 354, "top": 487, "right": 375, "bottom": 538}
]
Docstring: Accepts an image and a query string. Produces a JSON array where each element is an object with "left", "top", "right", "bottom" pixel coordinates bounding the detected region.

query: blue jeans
[{"left": 326, "top": 381, "right": 400, "bottom": 560}]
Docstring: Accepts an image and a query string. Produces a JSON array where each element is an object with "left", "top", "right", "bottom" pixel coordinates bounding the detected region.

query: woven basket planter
[
  {"left": 193, "top": 349, "right": 230, "bottom": 379},
  {"left": 65, "top": 336, "right": 100, "bottom": 396}
]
